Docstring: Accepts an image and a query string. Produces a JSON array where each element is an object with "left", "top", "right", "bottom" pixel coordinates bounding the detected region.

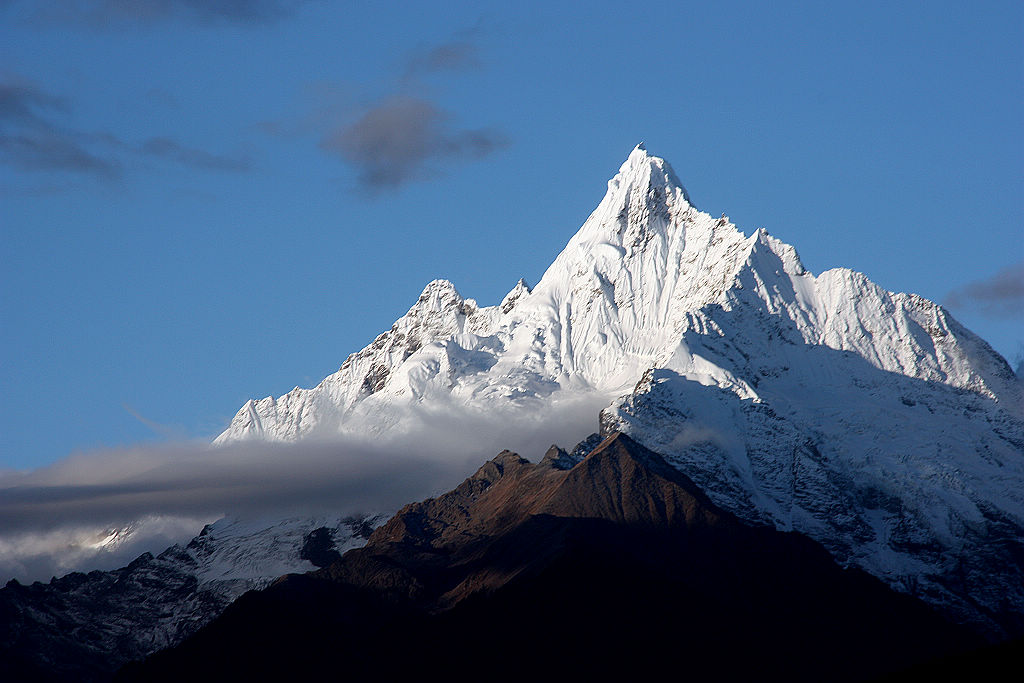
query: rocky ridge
[{"left": 0, "top": 514, "right": 384, "bottom": 682}]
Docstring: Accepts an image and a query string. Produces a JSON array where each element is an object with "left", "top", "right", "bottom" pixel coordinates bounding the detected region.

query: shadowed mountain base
[{"left": 118, "top": 433, "right": 982, "bottom": 682}]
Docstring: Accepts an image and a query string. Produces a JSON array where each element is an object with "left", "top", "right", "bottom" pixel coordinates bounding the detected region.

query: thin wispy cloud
[
  {"left": 0, "top": 182, "right": 70, "bottom": 198},
  {"left": 122, "top": 403, "right": 190, "bottom": 440},
  {"left": 0, "top": 81, "right": 67, "bottom": 124},
  {"left": 0, "top": 76, "right": 253, "bottom": 185},
  {"left": 11, "top": 0, "right": 315, "bottom": 26},
  {"left": 0, "top": 130, "right": 121, "bottom": 176},
  {"left": 139, "top": 137, "right": 252, "bottom": 172},
  {"left": 320, "top": 96, "right": 507, "bottom": 192},
  {"left": 945, "top": 261, "right": 1024, "bottom": 319},
  {"left": 0, "top": 81, "right": 121, "bottom": 176},
  {"left": 255, "top": 81, "right": 362, "bottom": 140},
  {"left": 403, "top": 40, "right": 481, "bottom": 80}
]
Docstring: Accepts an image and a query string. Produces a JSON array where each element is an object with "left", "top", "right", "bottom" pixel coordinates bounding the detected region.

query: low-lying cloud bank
[
  {"left": 0, "top": 393, "right": 607, "bottom": 583},
  {"left": 0, "top": 515, "right": 213, "bottom": 584}
]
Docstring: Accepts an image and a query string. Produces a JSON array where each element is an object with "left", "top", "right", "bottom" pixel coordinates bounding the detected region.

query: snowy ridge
[
  {"left": 0, "top": 513, "right": 387, "bottom": 678},
  {"left": 216, "top": 144, "right": 1024, "bottom": 634},
  {"left": 185, "top": 513, "right": 385, "bottom": 589}
]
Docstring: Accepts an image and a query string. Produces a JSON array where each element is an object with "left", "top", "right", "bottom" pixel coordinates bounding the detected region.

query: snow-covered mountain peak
[
  {"left": 596, "top": 142, "right": 692, "bottom": 224},
  {"left": 219, "top": 144, "right": 1020, "bottom": 441},
  {"left": 214, "top": 144, "right": 1022, "bottom": 633},
  {"left": 619, "top": 142, "right": 687, "bottom": 196}
]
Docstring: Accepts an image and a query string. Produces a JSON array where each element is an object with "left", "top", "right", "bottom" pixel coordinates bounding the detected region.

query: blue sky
[{"left": 2, "top": 0, "right": 1022, "bottom": 469}]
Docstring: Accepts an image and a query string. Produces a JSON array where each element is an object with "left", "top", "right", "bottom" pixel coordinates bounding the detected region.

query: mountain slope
[
  {"left": 120, "top": 434, "right": 981, "bottom": 682},
  {"left": 0, "top": 514, "right": 384, "bottom": 682},
  {"left": 215, "top": 144, "right": 1024, "bottom": 635}
]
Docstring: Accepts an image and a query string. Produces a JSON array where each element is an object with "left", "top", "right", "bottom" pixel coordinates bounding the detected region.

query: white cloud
[{"left": 0, "top": 393, "right": 606, "bottom": 583}]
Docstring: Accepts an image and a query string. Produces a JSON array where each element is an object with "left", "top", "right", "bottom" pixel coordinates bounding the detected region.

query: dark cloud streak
[
  {"left": 0, "top": 82, "right": 68, "bottom": 125},
  {"left": 945, "top": 261, "right": 1024, "bottom": 319},
  {"left": 320, "top": 96, "right": 507, "bottom": 192},
  {"left": 292, "top": 28, "right": 508, "bottom": 194},
  {"left": 0, "top": 77, "right": 253, "bottom": 181},
  {"left": 17, "top": 0, "right": 315, "bottom": 26},
  {"left": 0, "top": 441, "right": 466, "bottom": 534},
  {"left": 0, "top": 131, "right": 121, "bottom": 176},
  {"left": 0, "top": 81, "right": 121, "bottom": 176}
]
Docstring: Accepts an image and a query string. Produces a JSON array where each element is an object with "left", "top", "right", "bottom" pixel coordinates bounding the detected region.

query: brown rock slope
[{"left": 119, "top": 433, "right": 982, "bottom": 682}]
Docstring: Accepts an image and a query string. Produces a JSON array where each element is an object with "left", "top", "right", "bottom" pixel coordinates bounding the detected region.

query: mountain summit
[{"left": 216, "top": 146, "right": 1024, "bottom": 635}]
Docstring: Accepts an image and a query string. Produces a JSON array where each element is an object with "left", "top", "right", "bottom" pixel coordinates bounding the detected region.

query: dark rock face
[
  {"left": 0, "top": 514, "right": 386, "bottom": 682},
  {"left": 119, "top": 433, "right": 982, "bottom": 682},
  {"left": 0, "top": 548, "right": 230, "bottom": 683},
  {"left": 299, "top": 528, "right": 342, "bottom": 568}
]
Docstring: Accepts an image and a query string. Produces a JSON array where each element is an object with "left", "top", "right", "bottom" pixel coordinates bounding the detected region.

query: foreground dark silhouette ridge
[{"left": 119, "top": 433, "right": 982, "bottom": 682}]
